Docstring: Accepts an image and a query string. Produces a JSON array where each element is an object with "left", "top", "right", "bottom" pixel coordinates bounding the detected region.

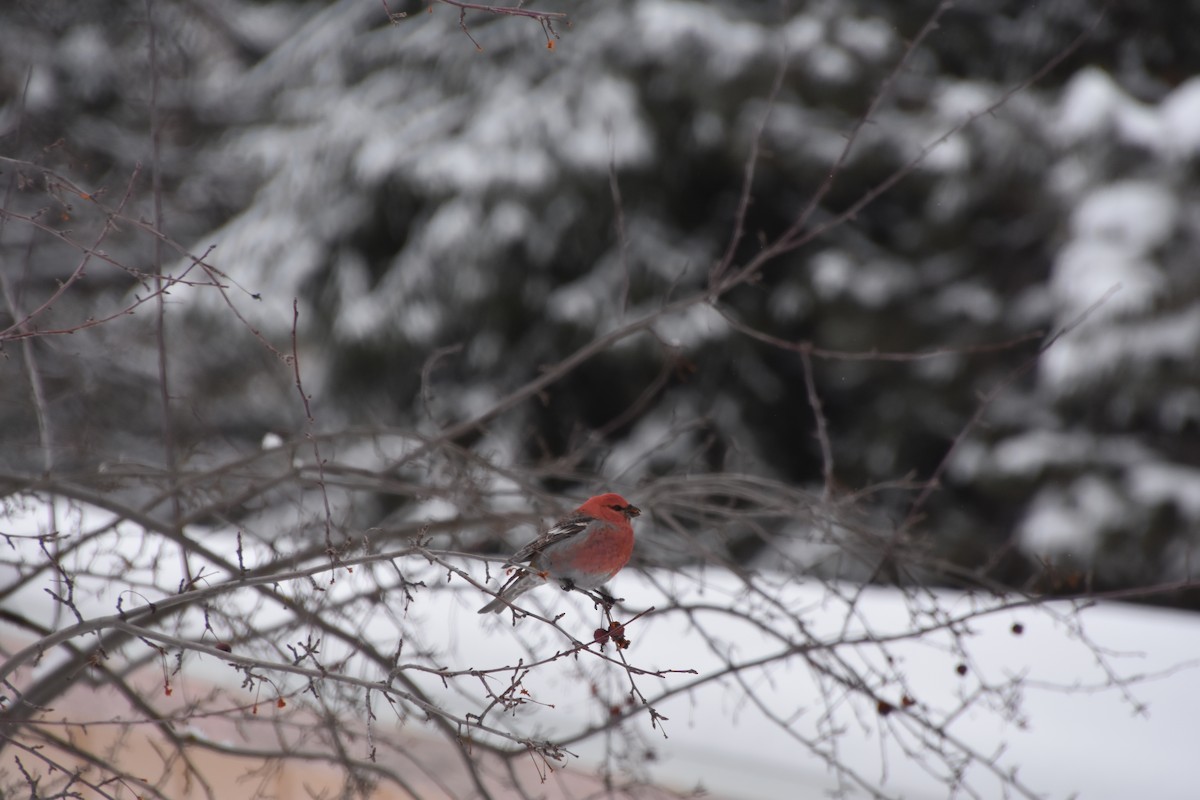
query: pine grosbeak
[{"left": 478, "top": 493, "right": 641, "bottom": 614}]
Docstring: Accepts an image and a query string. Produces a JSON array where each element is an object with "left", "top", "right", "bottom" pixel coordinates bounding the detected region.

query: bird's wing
[{"left": 506, "top": 513, "right": 591, "bottom": 564}]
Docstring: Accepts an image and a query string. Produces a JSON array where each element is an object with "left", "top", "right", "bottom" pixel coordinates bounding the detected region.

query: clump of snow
[
  {"left": 634, "top": 0, "right": 766, "bottom": 82},
  {"left": 1018, "top": 476, "right": 1126, "bottom": 558},
  {"left": 807, "top": 43, "right": 855, "bottom": 83},
  {"left": 947, "top": 438, "right": 987, "bottom": 482},
  {"left": 760, "top": 102, "right": 849, "bottom": 165},
  {"left": 1055, "top": 67, "right": 1200, "bottom": 159},
  {"left": 811, "top": 249, "right": 914, "bottom": 307},
  {"left": 353, "top": 91, "right": 470, "bottom": 184},
  {"left": 1127, "top": 462, "right": 1200, "bottom": 521},
  {"left": 936, "top": 81, "right": 995, "bottom": 119},
  {"left": 424, "top": 200, "right": 481, "bottom": 257},
  {"left": 412, "top": 496, "right": 460, "bottom": 523},
  {"left": 987, "top": 430, "right": 1150, "bottom": 477},
  {"left": 1159, "top": 76, "right": 1200, "bottom": 156},
  {"left": 933, "top": 282, "right": 1001, "bottom": 324},
  {"left": 397, "top": 70, "right": 651, "bottom": 193},
  {"left": 58, "top": 25, "right": 114, "bottom": 102},
  {"left": 548, "top": 75, "right": 654, "bottom": 172},
  {"left": 1052, "top": 242, "right": 1163, "bottom": 317},
  {"left": 489, "top": 200, "right": 534, "bottom": 245},
  {"left": 396, "top": 300, "right": 441, "bottom": 343},
  {"left": 783, "top": 14, "right": 824, "bottom": 53},
  {"left": 196, "top": 207, "right": 327, "bottom": 322},
  {"left": 411, "top": 135, "right": 557, "bottom": 195},
  {"left": 545, "top": 276, "right": 604, "bottom": 326},
  {"left": 1040, "top": 305, "right": 1200, "bottom": 395},
  {"left": 1070, "top": 181, "right": 1177, "bottom": 252},
  {"left": 919, "top": 131, "right": 971, "bottom": 172},
  {"left": 1041, "top": 180, "right": 1180, "bottom": 390},
  {"left": 810, "top": 249, "right": 854, "bottom": 298},
  {"left": 20, "top": 65, "right": 56, "bottom": 112},
  {"left": 834, "top": 16, "right": 894, "bottom": 61},
  {"left": 652, "top": 303, "right": 728, "bottom": 348},
  {"left": 453, "top": 386, "right": 504, "bottom": 421},
  {"left": 767, "top": 282, "right": 811, "bottom": 322},
  {"left": 1055, "top": 68, "right": 1136, "bottom": 145}
]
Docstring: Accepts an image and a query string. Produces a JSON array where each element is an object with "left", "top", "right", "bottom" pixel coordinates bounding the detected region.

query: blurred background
[{"left": 3, "top": 0, "right": 1200, "bottom": 601}]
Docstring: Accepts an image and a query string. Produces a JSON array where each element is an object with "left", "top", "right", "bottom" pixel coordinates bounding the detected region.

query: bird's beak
[{"left": 626, "top": 504, "right": 641, "bottom": 517}]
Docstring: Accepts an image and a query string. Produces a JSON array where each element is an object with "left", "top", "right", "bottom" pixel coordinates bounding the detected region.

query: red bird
[{"left": 478, "top": 493, "right": 641, "bottom": 614}]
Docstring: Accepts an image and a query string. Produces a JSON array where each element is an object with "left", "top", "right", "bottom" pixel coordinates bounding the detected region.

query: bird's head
[{"left": 586, "top": 492, "right": 641, "bottom": 519}]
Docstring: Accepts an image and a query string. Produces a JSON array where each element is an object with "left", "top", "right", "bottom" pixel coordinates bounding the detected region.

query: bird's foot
[
  {"left": 590, "top": 588, "right": 623, "bottom": 610},
  {"left": 595, "top": 587, "right": 624, "bottom": 606},
  {"left": 559, "top": 580, "right": 622, "bottom": 610}
]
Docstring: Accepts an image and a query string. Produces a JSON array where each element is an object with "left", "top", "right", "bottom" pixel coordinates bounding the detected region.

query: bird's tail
[
  {"left": 477, "top": 571, "right": 540, "bottom": 614},
  {"left": 477, "top": 595, "right": 510, "bottom": 614}
]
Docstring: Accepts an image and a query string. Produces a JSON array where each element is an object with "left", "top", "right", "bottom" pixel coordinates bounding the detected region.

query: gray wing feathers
[{"left": 506, "top": 514, "right": 590, "bottom": 564}]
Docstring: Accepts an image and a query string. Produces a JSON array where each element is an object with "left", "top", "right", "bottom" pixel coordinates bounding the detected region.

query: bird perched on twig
[{"left": 478, "top": 493, "right": 641, "bottom": 614}]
